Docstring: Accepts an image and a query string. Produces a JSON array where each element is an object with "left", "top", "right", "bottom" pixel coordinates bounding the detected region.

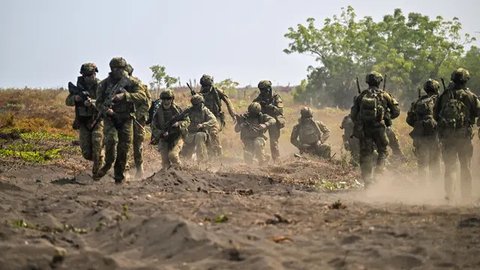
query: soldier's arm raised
[
  {"left": 219, "top": 90, "right": 236, "bottom": 119},
  {"left": 317, "top": 121, "right": 330, "bottom": 142}
]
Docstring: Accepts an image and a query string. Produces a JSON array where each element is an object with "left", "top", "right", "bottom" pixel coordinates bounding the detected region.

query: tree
[
  {"left": 149, "top": 65, "right": 179, "bottom": 89},
  {"left": 284, "top": 6, "right": 475, "bottom": 107},
  {"left": 460, "top": 46, "right": 480, "bottom": 95}
]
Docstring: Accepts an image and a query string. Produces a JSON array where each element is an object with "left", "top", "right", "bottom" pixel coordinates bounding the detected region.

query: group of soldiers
[
  {"left": 70, "top": 58, "right": 479, "bottom": 200},
  {"left": 341, "top": 68, "right": 478, "bottom": 200},
  {"left": 67, "top": 57, "right": 333, "bottom": 184}
]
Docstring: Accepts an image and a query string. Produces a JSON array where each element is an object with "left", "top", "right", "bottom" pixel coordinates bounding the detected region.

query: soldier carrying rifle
[{"left": 65, "top": 63, "right": 104, "bottom": 177}]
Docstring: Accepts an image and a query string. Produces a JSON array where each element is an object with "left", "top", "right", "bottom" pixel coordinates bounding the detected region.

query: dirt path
[{"left": 1, "top": 155, "right": 480, "bottom": 270}]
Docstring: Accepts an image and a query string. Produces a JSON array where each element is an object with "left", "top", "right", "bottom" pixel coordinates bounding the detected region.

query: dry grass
[{"left": 0, "top": 88, "right": 418, "bottom": 164}]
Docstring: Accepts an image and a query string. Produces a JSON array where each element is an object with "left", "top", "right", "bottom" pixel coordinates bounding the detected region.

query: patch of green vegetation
[
  {"left": 10, "top": 219, "right": 88, "bottom": 234},
  {"left": 0, "top": 148, "right": 62, "bottom": 163},
  {"left": 20, "top": 131, "right": 75, "bottom": 141},
  {"left": 315, "top": 179, "right": 351, "bottom": 191}
]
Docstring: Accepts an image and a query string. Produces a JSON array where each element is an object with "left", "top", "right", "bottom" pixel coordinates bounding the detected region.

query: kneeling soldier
[
  {"left": 235, "top": 102, "right": 276, "bottom": 165},
  {"left": 291, "top": 107, "right": 331, "bottom": 159}
]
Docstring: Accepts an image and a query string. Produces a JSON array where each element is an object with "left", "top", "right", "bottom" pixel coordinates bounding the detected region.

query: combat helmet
[
  {"left": 160, "top": 89, "right": 174, "bottom": 100},
  {"left": 109, "top": 57, "right": 127, "bottom": 69},
  {"left": 248, "top": 102, "right": 262, "bottom": 115},
  {"left": 258, "top": 80, "right": 272, "bottom": 90},
  {"left": 423, "top": 79, "right": 440, "bottom": 94},
  {"left": 365, "top": 71, "right": 383, "bottom": 86},
  {"left": 200, "top": 74, "right": 214, "bottom": 87},
  {"left": 125, "top": 64, "right": 134, "bottom": 76},
  {"left": 191, "top": 94, "right": 204, "bottom": 105},
  {"left": 451, "top": 68, "right": 470, "bottom": 84},
  {"left": 80, "top": 63, "right": 98, "bottom": 75},
  {"left": 300, "top": 107, "right": 313, "bottom": 118}
]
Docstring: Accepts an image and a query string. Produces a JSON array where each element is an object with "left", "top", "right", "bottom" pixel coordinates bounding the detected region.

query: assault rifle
[
  {"left": 235, "top": 114, "right": 264, "bottom": 132},
  {"left": 151, "top": 108, "right": 190, "bottom": 144},
  {"left": 186, "top": 82, "right": 196, "bottom": 96},
  {"left": 90, "top": 76, "right": 130, "bottom": 130},
  {"left": 356, "top": 77, "right": 361, "bottom": 94},
  {"left": 383, "top": 74, "right": 387, "bottom": 91},
  {"left": 68, "top": 82, "right": 91, "bottom": 104}
]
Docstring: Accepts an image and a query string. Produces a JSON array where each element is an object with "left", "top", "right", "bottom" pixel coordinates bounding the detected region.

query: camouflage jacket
[
  {"left": 96, "top": 74, "right": 146, "bottom": 117},
  {"left": 65, "top": 76, "right": 100, "bottom": 117},
  {"left": 253, "top": 92, "right": 284, "bottom": 117},
  {"left": 291, "top": 118, "right": 330, "bottom": 147},
  {"left": 151, "top": 103, "right": 189, "bottom": 141},
  {"left": 234, "top": 112, "right": 276, "bottom": 141},
  {"left": 200, "top": 86, "right": 235, "bottom": 118},
  {"left": 131, "top": 76, "right": 151, "bottom": 121},
  {"left": 186, "top": 105, "right": 218, "bottom": 133}
]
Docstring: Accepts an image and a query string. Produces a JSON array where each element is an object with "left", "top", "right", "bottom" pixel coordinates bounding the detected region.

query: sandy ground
[{"left": 1, "top": 143, "right": 480, "bottom": 270}]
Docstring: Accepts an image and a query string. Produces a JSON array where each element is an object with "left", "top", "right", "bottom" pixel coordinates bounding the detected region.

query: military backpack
[
  {"left": 438, "top": 90, "right": 467, "bottom": 129},
  {"left": 358, "top": 90, "right": 384, "bottom": 124}
]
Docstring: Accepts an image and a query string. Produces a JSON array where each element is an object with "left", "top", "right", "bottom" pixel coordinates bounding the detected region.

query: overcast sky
[{"left": 1, "top": 0, "right": 479, "bottom": 88}]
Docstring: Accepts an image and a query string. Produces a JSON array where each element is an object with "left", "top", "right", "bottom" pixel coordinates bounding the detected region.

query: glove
[{"left": 113, "top": 92, "right": 125, "bottom": 102}]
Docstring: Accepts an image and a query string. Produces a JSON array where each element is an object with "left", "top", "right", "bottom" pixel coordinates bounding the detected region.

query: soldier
[
  {"left": 151, "top": 90, "right": 189, "bottom": 170},
  {"left": 234, "top": 102, "right": 276, "bottom": 165},
  {"left": 182, "top": 95, "right": 218, "bottom": 163},
  {"left": 340, "top": 114, "right": 359, "bottom": 165},
  {"left": 198, "top": 74, "right": 236, "bottom": 158},
  {"left": 351, "top": 71, "right": 400, "bottom": 186},
  {"left": 406, "top": 79, "right": 441, "bottom": 180},
  {"left": 94, "top": 57, "right": 146, "bottom": 184},
  {"left": 126, "top": 64, "right": 151, "bottom": 178},
  {"left": 65, "top": 63, "right": 104, "bottom": 176},
  {"left": 433, "top": 68, "right": 480, "bottom": 200},
  {"left": 291, "top": 107, "right": 331, "bottom": 159},
  {"left": 253, "top": 80, "right": 285, "bottom": 162},
  {"left": 341, "top": 113, "right": 403, "bottom": 165}
]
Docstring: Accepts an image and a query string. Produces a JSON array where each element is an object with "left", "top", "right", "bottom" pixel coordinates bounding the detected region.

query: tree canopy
[{"left": 284, "top": 6, "right": 477, "bottom": 108}]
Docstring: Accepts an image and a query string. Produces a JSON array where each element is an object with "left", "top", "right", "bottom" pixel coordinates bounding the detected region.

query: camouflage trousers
[
  {"left": 208, "top": 118, "right": 222, "bottom": 158},
  {"left": 359, "top": 124, "right": 389, "bottom": 186},
  {"left": 183, "top": 131, "right": 209, "bottom": 163},
  {"left": 102, "top": 116, "right": 133, "bottom": 182},
  {"left": 440, "top": 128, "right": 473, "bottom": 199},
  {"left": 242, "top": 137, "right": 267, "bottom": 165},
  {"left": 301, "top": 141, "right": 331, "bottom": 159},
  {"left": 412, "top": 135, "right": 440, "bottom": 181},
  {"left": 79, "top": 120, "right": 104, "bottom": 175},
  {"left": 386, "top": 127, "right": 405, "bottom": 159},
  {"left": 132, "top": 116, "right": 146, "bottom": 171},
  {"left": 268, "top": 125, "right": 281, "bottom": 161},
  {"left": 158, "top": 136, "right": 183, "bottom": 169},
  {"left": 344, "top": 136, "right": 360, "bottom": 165}
]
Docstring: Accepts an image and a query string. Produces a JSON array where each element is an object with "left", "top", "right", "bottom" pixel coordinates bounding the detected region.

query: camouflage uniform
[
  {"left": 406, "top": 79, "right": 441, "bottom": 180},
  {"left": 65, "top": 63, "right": 104, "bottom": 176},
  {"left": 433, "top": 68, "right": 480, "bottom": 199},
  {"left": 340, "top": 114, "right": 359, "bottom": 164},
  {"left": 151, "top": 90, "right": 189, "bottom": 169},
  {"left": 182, "top": 95, "right": 218, "bottom": 163},
  {"left": 342, "top": 114, "right": 403, "bottom": 165},
  {"left": 95, "top": 57, "right": 146, "bottom": 183},
  {"left": 234, "top": 102, "right": 276, "bottom": 165},
  {"left": 351, "top": 72, "right": 400, "bottom": 185},
  {"left": 253, "top": 80, "right": 285, "bottom": 162},
  {"left": 126, "top": 64, "right": 151, "bottom": 177},
  {"left": 291, "top": 107, "right": 331, "bottom": 159},
  {"left": 198, "top": 74, "right": 236, "bottom": 158}
]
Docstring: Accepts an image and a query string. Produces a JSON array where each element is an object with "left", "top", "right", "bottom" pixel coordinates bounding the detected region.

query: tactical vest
[
  {"left": 201, "top": 87, "right": 222, "bottom": 116},
  {"left": 240, "top": 113, "right": 267, "bottom": 141},
  {"left": 188, "top": 106, "right": 211, "bottom": 132},
  {"left": 75, "top": 77, "right": 99, "bottom": 118},
  {"left": 298, "top": 119, "right": 321, "bottom": 145}
]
